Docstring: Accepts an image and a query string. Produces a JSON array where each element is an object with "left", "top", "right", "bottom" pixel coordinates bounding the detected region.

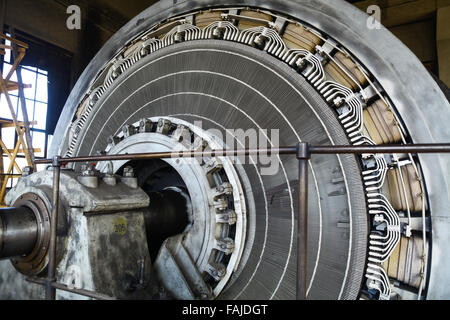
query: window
[{"left": 1, "top": 35, "right": 52, "bottom": 187}]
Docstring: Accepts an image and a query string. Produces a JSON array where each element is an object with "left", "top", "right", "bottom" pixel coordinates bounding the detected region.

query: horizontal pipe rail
[
  {"left": 26, "top": 277, "right": 116, "bottom": 300},
  {"left": 35, "top": 144, "right": 450, "bottom": 165}
]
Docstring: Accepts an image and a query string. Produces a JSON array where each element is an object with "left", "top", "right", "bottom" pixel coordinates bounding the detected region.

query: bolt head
[
  {"left": 81, "top": 164, "right": 96, "bottom": 176},
  {"left": 123, "top": 166, "right": 134, "bottom": 177}
]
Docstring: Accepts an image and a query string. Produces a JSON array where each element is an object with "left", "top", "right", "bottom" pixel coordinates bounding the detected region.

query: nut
[{"left": 123, "top": 166, "right": 135, "bottom": 177}]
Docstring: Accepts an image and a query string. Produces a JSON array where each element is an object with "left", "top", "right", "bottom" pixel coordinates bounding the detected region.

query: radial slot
[{"left": 155, "top": 235, "right": 213, "bottom": 300}]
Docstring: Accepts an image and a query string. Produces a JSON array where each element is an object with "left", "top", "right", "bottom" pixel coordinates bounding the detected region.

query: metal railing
[{"left": 25, "top": 143, "right": 450, "bottom": 300}]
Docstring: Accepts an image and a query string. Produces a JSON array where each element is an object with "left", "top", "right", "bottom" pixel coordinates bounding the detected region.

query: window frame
[{"left": 1, "top": 36, "right": 51, "bottom": 188}]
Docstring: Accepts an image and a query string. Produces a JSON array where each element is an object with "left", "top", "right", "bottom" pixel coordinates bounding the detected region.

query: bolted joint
[
  {"left": 123, "top": 166, "right": 135, "bottom": 178},
  {"left": 296, "top": 142, "right": 310, "bottom": 160},
  {"left": 52, "top": 156, "right": 61, "bottom": 167},
  {"left": 121, "top": 166, "right": 138, "bottom": 188}
]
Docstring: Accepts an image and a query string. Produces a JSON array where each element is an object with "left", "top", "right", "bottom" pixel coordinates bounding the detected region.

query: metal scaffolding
[{"left": 0, "top": 33, "right": 37, "bottom": 206}]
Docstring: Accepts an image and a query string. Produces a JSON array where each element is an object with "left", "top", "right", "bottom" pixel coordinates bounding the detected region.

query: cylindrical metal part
[
  {"left": 26, "top": 277, "right": 117, "bottom": 300},
  {"left": 34, "top": 147, "right": 299, "bottom": 164},
  {"left": 309, "top": 144, "right": 450, "bottom": 154},
  {"left": 34, "top": 144, "right": 450, "bottom": 165},
  {"left": 0, "top": 206, "right": 38, "bottom": 259}
]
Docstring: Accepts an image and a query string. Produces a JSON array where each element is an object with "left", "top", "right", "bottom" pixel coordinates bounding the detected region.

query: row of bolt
[
  {"left": 20, "top": 163, "right": 138, "bottom": 189},
  {"left": 77, "top": 164, "right": 137, "bottom": 189},
  {"left": 21, "top": 165, "right": 134, "bottom": 178}
]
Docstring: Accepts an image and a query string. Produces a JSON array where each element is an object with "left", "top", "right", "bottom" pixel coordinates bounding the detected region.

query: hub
[{"left": 96, "top": 116, "right": 248, "bottom": 298}]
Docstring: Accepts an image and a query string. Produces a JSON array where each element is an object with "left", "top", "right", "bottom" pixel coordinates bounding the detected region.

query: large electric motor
[{"left": 1, "top": 0, "right": 449, "bottom": 300}]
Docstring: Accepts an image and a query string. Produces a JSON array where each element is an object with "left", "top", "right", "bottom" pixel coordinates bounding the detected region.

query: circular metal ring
[{"left": 11, "top": 193, "right": 51, "bottom": 276}]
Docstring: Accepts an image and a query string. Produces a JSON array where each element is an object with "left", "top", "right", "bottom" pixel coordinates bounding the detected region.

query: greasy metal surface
[
  {"left": 13, "top": 145, "right": 450, "bottom": 301},
  {"left": 155, "top": 234, "right": 213, "bottom": 300},
  {"left": 1, "top": 169, "right": 151, "bottom": 299},
  {"left": 86, "top": 210, "right": 153, "bottom": 299}
]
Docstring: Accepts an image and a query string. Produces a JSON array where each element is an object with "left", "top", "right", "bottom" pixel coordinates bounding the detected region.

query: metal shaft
[
  {"left": 296, "top": 142, "right": 310, "bottom": 300},
  {"left": 35, "top": 144, "right": 450, "bottom": 165},
  {"left": 0, "top": 206, "right": 38, "bottom": 259},
  {"left": 27, "top": 277, "right": 116, "bottom": 300},
  {"left": 46, "top": 157, "right": 61, "bottom": 300}
]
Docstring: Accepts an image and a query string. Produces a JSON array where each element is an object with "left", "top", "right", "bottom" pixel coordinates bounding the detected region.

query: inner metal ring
[{"left": 11, "top": 193, "right": 51, "bottom": 276}]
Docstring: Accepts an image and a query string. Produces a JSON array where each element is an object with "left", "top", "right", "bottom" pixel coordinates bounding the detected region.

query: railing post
[
  {"left": 296, "top": 142, "right": 310, "bottom": 300},
  {"left": 46, "top": 155, "right": 61, "bottom": 300}
]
